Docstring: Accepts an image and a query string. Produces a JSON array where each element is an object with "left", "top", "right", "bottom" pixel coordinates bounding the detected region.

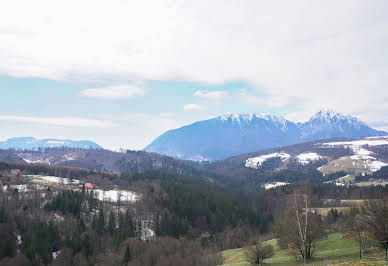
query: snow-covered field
[
  {"left": 320, "top": 137, "right": 388, "bottom": 172},
  {"left": 92, "top": 189, "right": 139, "bottom": 203},
  {"left": 263, "top": 182, "right": 289, "bottom": 190},
  {"left": 322, "top": 137, "right": 388, "bottom": 150},
  {"left": 28, "top": 175, "right": 81, "bottom": 185},
  {"left": 245, "top": 152, "right": 290, "bottom": 169},
  {"left": 24, "top": 175, "right": 139, "bottom": 202},
  {"left": 22, "top": 158, "right": 51, "bottom": 165},
  {"left": 2, "top": 184, "right": 30, "bottom": 192},
  {"left": 296, "top": 152, "right": 322, "bottom": 165}
]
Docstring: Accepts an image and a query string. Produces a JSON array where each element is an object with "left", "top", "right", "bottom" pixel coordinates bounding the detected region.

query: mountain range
[
  {"left": 144, "top": 110, "right": 387, "bottom": 161},
  {"left": 0, "top": 137, "right": 102, "bottom": 150}
]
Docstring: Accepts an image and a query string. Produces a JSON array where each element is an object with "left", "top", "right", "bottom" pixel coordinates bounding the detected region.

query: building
[
  {"left": 85, "top": 183, "right": 95, "bottom": 189},
  {"left": 10, "top": 169, "right": 21, "bottom": 176}
]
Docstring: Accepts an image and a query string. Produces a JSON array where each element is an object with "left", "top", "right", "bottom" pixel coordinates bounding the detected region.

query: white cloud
[
  {"left": 238, "top": 89, "right": 293, "bottom": 108},
  {"left": 80, "top": 85, "right": 146, "bottom": 99},
  {"left": 100, "top": 113, "right": 185, "bottom": 150},
  {"left": 194, "top": 90, "right": 228, "bottom": 100},
  {"left": 183, "top": 104, "right": 206, "bottom": 111},
  {"left": 0, "top": 0, "right": 387, "bottom": 124},
  {"left": 0, "top": 115, "right": 116, "bottom": 128}
]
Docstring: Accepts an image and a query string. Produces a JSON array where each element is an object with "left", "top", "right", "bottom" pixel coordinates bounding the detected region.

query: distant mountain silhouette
[
  {"left": 0, "top": 137, "right": 102, "bottom": 150},
  {"left": 144, "top": 110, "right": 386, "bottom": 161}
]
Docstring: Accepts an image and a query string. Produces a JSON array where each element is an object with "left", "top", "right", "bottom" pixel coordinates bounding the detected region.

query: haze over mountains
[
  {"left": 0, "top": 137, "right": 101, "bottom": 150},
  {"left": 145, "top": 110, "right": 387, "bottom": 161}
]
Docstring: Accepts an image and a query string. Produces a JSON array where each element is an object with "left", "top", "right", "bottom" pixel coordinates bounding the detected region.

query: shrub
[{"left": 244, "top": 242, "right": 274, "bottom": 265}]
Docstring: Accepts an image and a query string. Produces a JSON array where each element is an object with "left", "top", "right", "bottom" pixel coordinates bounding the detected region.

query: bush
[{"left": 244, "top": 242, "right": 274, "bottom": 265}]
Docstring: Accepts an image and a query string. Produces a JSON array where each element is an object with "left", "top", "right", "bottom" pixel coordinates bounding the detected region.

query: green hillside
[{"left": 221, "top": 232, "right": 387, "bottom": 265}]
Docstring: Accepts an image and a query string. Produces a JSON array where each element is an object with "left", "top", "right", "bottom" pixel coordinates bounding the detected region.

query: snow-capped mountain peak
[
  {"left": 145, "top": 110, "right": 386, "bottom": 161},
  {"left": 218, "top": 113, "right": 287, "bottom": 124},
  {"left": 309, "top": 109, "right": 366, "bottom": 126}
]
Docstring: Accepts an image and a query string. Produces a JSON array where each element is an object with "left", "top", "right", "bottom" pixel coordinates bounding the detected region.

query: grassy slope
[
  {"left": 318, "top": 157, "right": 374, "bottom": 176},
  {"left": 221, "top": 232, "right": 387, "bottom": 265}
]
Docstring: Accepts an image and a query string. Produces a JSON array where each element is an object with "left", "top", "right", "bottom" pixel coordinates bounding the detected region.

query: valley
[
  {"left": 0, "top": 132, "right": 388, "bottom": 265},
  {"left": 1, "top": 1, "right": 388, "bottom": 265},
  {"left": 0, "top": 114, "right": 387, "bottom": 266}
]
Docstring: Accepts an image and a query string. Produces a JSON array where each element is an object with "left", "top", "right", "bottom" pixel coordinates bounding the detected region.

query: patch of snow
[
  {"left": 355, "top": 147, "right": 372, "bottom": 156},
  {"left": 349, "top": 155, "right": 386, "bottom": 172},
  {"left": 140, "top": 226, "right": 155, "bottom": 241},
  {"left": 28, "top": 175, "right": 80, "bottom": 185},
  {"left": 93, "top": 189, "right": 139, "bottom": 202},
  {"left": 10, "top": 184, "right": 29, "bottom": 192},
  {"left": 63, "top": 154, "right": 75, "bottom": 161},
  {"left": 296, "top": 152, "right": 322, "bottom": 165},
  {"left": 323, "top": 154, "right": 387, "bottom": 173},
  {"left": 187, "top": 155, "right": 209, "bottom": 162},
  {"left": 245, "top": 152, "right": 290, "bottom": 169},
  {"left": 52, "top": 250, "right": 61, "bottom": 260},
  {"left": 46, "top": 140, "right": 66, "bottom": 145},
  {"left": 263, "top": 182, "right": 289, "bottom": 190},
  {"left": 322, "top": 139, "right": 388, "bottom": 149},
  {"left": 219, "top": 113, "right": 288, "bottom": 130},
  {"left": 321, "top": 138, "right": 388, "bottom": 172},
  {"left": 366, "top": 135, "right": 388, "bottom": 140},
  {"left": 16, "top": 234, "right": 22, "bottom": 245},
  {"left": 22, "top": 158, "right": 51, "bottom": 165},
  {"left": 370, "top": 161, "right": 388, "bottom": 172},
  {"left": 350, "top": 154, "right": 375, "bottom": 160},
  {"left": 54, "top": 213, "right": 64, "bottom": 222}
]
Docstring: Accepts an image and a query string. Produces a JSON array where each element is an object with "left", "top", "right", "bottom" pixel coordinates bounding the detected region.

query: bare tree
[
  {"left": 345, "top": 206, "right": 369, "bottom": 259},
  {"left": 275, "top": 192, "right": 325, "bottom": 261},
  {"left": 358, "top": 199, "right": 388, "bottom": 260}
]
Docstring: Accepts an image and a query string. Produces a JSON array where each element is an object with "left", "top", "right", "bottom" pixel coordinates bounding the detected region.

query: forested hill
[
  {"left": 2, "top": 135, "right": 388, "bottom": 191},
  {"left": 0, "top": 137, "right": 102, "bottom": 150},
  {"left": 0, "top": 148, "right": 204, "bottom": 177},
  {"left": 2, "top": 160, "right": 388, "bottom": 265},
  {"left": 201, "top": 136, "right": 388, "bottom": 188}
]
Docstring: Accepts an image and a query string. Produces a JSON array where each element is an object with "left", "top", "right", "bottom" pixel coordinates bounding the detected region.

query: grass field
[
  {"left": 220, "top": 232, "right": 388, "bottom": 265},
  {"left": 317, "top": 156, "right": 377, "bottom": 177}
]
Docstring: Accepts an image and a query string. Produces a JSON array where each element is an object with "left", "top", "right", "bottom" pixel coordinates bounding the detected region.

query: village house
[
  {"left": 10, "top": 169, "right": 21, "bottom": 176},
  {"left": 85, "top": 183, "right": 95, "bottom": 189}
]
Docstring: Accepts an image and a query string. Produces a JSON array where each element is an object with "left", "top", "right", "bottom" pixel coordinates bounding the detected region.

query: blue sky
[
  {"left": 0, "top": 0, "right": 387, "bottom": 149},
  {"left": 0, "top": 75, "right": 292, "bottom": 149}
]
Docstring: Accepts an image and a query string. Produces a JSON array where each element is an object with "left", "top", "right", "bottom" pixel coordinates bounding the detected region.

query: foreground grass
[{"left": 221, "top": 232, "right": 387, "bottom": 265}]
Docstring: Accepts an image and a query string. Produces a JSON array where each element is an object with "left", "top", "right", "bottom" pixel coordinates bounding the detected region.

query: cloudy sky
[{"left": 0, "top": 0, "right": 387, "bottom": 150}]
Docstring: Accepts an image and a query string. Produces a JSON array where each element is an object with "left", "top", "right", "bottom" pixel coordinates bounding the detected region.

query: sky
[{"left": 0, "top": 0, "right": 387, "bottom": 150}]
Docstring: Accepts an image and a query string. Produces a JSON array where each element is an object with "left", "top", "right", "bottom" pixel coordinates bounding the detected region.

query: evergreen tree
[
  {"left": 81, "top": 183, "right": 85, "bottom": 199},
  {"left": 122, "top": 244, "right": 131, "bottom": 264},
  {"left": 96, "top": 208, "right": 105, "bottom": 235},
  {"left": 78, "top": 218, "right": 86, "bottom": 234},
  {"left": 108, "top": 210, "right": 116, "bottom": 235},
  {"left": 81, "top": 234, "right": 92, "bottom": 258}
]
